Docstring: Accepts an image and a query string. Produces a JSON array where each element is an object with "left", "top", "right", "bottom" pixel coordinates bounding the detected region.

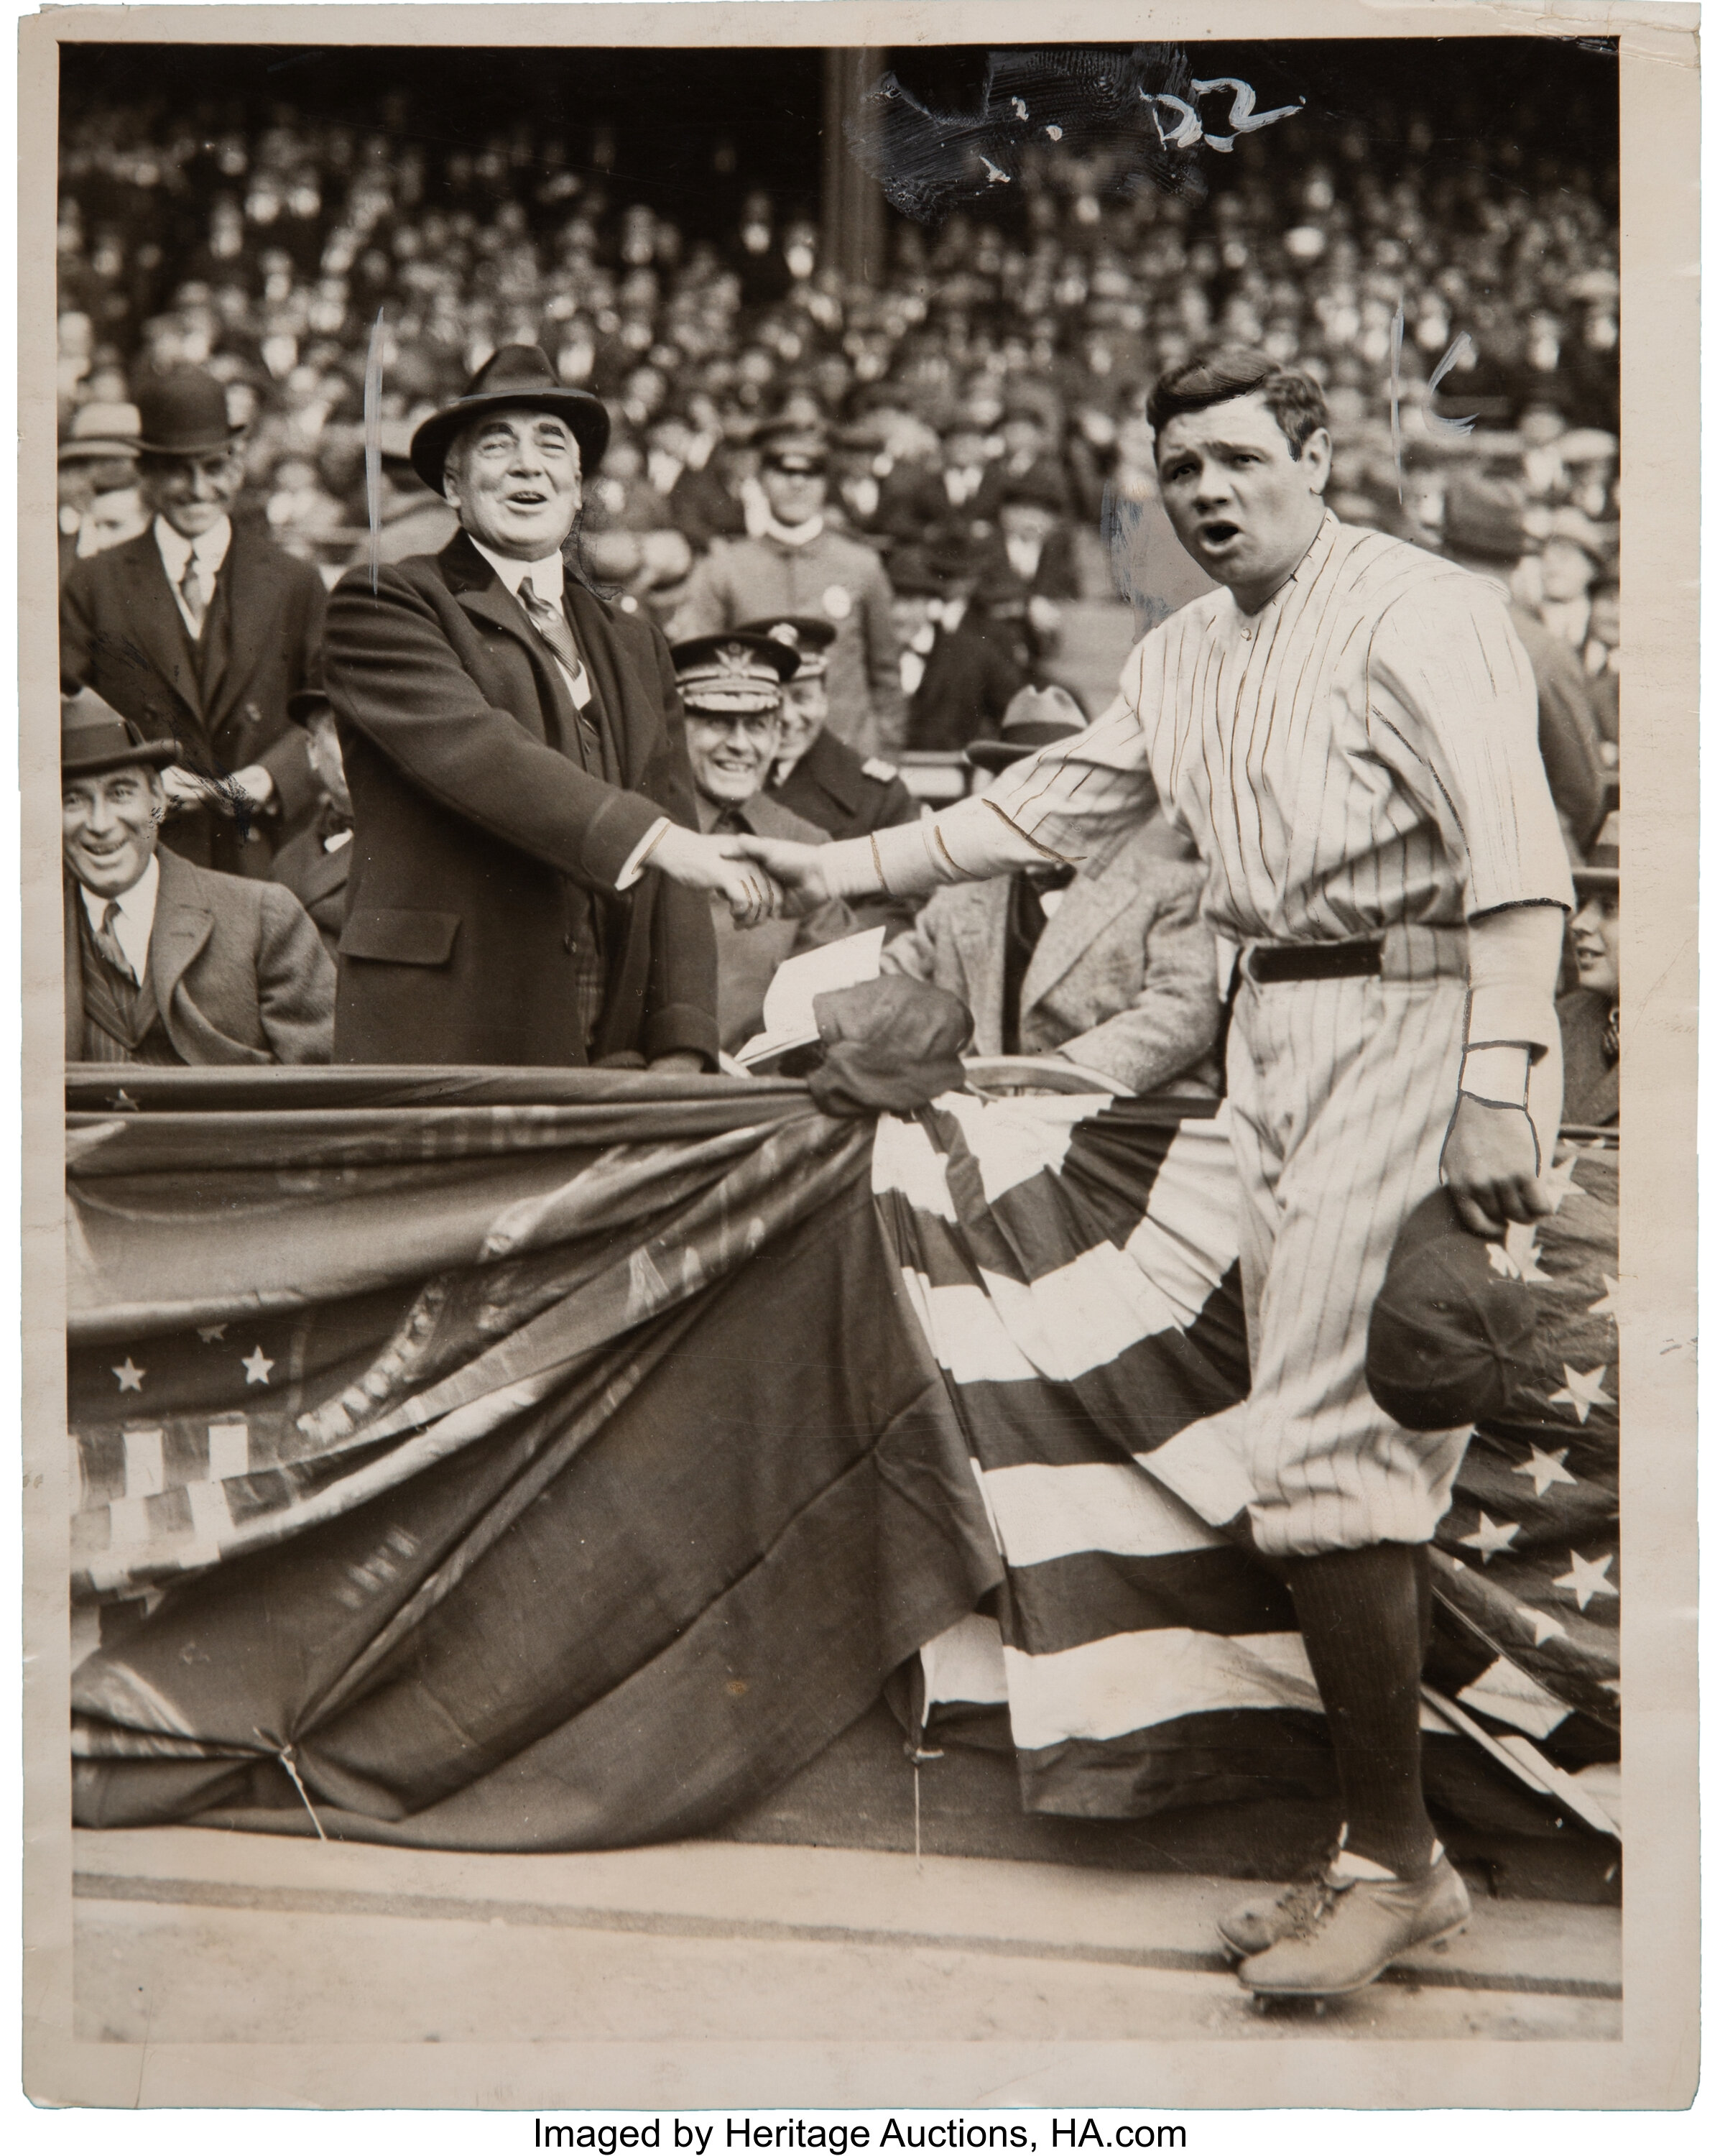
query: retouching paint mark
[
  {"left": 1392, "top": 305, "right": 1479, "bottom": 494},
  {"left": 363, "top": 308, "right": 386, "bottom": 594}
]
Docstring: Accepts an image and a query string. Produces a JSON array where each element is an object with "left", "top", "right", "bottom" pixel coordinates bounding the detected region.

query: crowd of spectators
[
  {"left": 57, "top": 83, "right": 1622, "bottom": 1108},
  {"left": 59, "top": 90, "right": 1620, "bottom": 745}
]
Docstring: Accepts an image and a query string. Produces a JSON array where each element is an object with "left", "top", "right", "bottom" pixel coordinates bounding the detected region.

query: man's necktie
[
  {"left": 179, "top": 555, "right": 209, "bottom": 636},
  {"left": 517, "top": 576, "right": 600, "bottom": 765},
  {"left": 96, "top": 900, "right": 137, "bottom": 984}
]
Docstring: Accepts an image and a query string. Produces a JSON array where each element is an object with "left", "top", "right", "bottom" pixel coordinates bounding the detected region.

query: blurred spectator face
[
  {"left": 1570, "top": 893, "right": 1619, "bottom": 1000},
  {"left": 63, "top": 765, "right": 164, "bottom": 901},
  {"left": 777, "top": 671, "right": 829, "bottom": 759},
  {"left": 139, "top": 445, "right": 246, "bottom": 540},
  {"left": 999, "top": 500, "right": 1056, "bottom": 546},
  {"left": 944, "top": 425, "right": 988, "bottom": 469},
  {"left": 1154, "top": 393, "right": 1331, "bottom": 601},
  {"left": 1589, "top": 583, "right": 1620, "bottom": 650},
  {"left": 760, "top": 455, "right": 826, "bottom": 526},
  {"left": 442, "top": 409, "right": 583, "bottom": 561},
  {"left": 891, "top": 592, "right": 938, "bottom": 644},
  {"left": 1002, "top": 413, "right": 1047, "bottom": 463},
  {"left": 1539, "top": 537, "right": 1597, "bottom": 602},
  {"left": 77, "top": 484, "right": 148, "bottom": 557},
  {"left": 305, "top": 708, "right": 352, "bottom": 817},
  {"left": 687, "top": 706, "right": 782, "bottom": 811}
]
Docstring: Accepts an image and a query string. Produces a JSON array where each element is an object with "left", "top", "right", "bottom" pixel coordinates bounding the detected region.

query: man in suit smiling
[
  {"left": 60, "top": 367, "right": 326, "bottom": 879},
  {"left": 321, "top": 344, "right": 774, "bottom": 1069}
]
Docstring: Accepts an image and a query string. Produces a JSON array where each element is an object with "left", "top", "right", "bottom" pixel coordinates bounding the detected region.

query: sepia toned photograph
[{"left": 19, "top": 0, "right": 1697, "bottom": 2116}]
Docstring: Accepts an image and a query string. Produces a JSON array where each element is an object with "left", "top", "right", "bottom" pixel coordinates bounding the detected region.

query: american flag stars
[
  {"left": 1512, "top": 1445, "right": 1578, "bottom": 1498},
  {"left": 1554, "top": 1549, "right": 1617, "bottom": 1613},
  {"left": 1587, "top": 1276, "right": 1621, "bottom": 1322},
  {"left": 241, "top": 1346, "right": 276, "bottom": 1386},
  {"left": 111, "top": 1357, "right": 144, "bottom": 1393},
  {"left": 1548, "top": 1363, "right": 1614, "bottom": 1424},
  {"left": 1458, "top": 1510, "right": 1522, "bottom": 1563}
]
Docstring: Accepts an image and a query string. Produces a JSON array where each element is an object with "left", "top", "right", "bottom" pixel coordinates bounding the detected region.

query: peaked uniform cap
[
  {"left": 62, "top": 689, "right": 177, "bottom": 778},
  {"left": 736, "top": 614, "right": 836, "bottom": 678},
  {"left": 672, "top": 630, "right": 798, "bottom": 716},
  {"left": 410, "top": 344, "right": 611, "bottom": 495},
  {"left": 134, "top": 369, "right": 244, "bottom": 460}
]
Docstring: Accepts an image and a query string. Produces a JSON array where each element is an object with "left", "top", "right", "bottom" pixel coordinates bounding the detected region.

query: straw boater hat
[
  {"left": 964, "top": 682, "right": 1090, "bottom": 774},
  {"left": 58, "top": 402, "right": 142, "bottom": 468},
  {"left": 134, "top": 368, "right": 245, "bottom": 460},
  {"left": 61, "top": 688, "right": 177, "bottom": 778},
  {"left": 408, "top": 344, "right": 611, "bottom": 497},
  {"left": 736, "top": 615, "right": 836, "bottom": 681},
  {"left": 670, "top": 632, "right": 799, "bottom": 718}
]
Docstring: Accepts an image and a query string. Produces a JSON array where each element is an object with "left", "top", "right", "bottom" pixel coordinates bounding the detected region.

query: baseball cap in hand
[{"left": 1366, "top": 1187, "right": 1540, "bottom": 1431}]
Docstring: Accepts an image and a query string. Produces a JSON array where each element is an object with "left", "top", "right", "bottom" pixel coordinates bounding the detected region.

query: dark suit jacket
[
  {"left": 60, "top": 520, "right": 325, "bottom": 876},
  {"left": 269, "top": 801, "right": 352, "bottom": 962},
  {"left": 322, "top": 532, "right": 718, "bottom": 1068},
  {"left": 906, "top": 616, "right": 1026, "bottom": 755},
  {"left": 1557, "top": 989, "right": 1618, "bottom": 1127},
  {"left": 768, "top": 727, "right": 921, "bottom": 936},
  {"left": 65, "top": 847, "right": 334, "bottom": 1067}
]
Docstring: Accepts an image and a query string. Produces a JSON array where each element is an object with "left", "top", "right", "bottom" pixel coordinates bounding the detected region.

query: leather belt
[{"left": 1244, "top": 939, "right": 1383, "bottom": 984}]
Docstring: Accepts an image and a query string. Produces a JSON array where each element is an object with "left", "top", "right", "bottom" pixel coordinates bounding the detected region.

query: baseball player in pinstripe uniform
[{"left": 736, "top": 348, "right": 1574, "bottom": 1999}]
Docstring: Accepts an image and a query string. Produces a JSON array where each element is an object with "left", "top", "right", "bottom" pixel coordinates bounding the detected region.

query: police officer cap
[{"left": 736, "top": 615, "right": 836, "bottom": 679}]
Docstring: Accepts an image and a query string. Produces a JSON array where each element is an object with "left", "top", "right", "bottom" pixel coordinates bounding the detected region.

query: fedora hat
[
  {"left": 61, "top": 689, "right": 177, "bottom": 780},
  {"left": 134, "top": 368, "right": 244, "bottom": 460},
  {"left": 965, "top": 682, "right": 1089, "bottom": 773},
  {"left": 58, "top": 402, "right": 142, "bottom": 467},
  {"left": 409, "top": 345, "right": 610, "bottom": 497},
  {"left": 1442, "top": 474, "right": 1526, "bottom": 564},
  {"left": 1573, "top": 810, "right": 1619, "bottom": 897}
]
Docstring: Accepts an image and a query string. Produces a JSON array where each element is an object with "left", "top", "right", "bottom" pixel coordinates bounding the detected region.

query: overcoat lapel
[
  {"left": 145, "top": 851, "right": 216, "bottom": 1013},
  {"left": 1020, "top": 856, "right": 1136, "bottom": 1018},
  {"left": 117, "top": 540, "right": 203, "bottom": 737},
  {"left": 202, "top": 525, "right": 285, "bottom": 734}
]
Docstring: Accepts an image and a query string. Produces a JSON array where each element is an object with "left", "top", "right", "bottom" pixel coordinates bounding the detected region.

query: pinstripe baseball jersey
[{"left": 864, "top": 513, "right": 1576, "bottom": 944}]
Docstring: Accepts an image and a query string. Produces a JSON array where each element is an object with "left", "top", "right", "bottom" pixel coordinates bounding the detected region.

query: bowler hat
[
  {"left": 134, "top": 368, "right": 244, "bottom": 460},
  {"left": 672, "top": 631, "right": 798, "bottom": 717},
  {"left": 61, "top": 689, "right": 177, "bottom": 780},
  {"left": 1443, "top": 474, "right": 1526, "bottom": 563},
  {"left": 965, "top": 683, "right": 1090, "bottom": 773},
  {"left": 59, "top": 402, "right": 142, "bottom": 467},
  {"left": 409, "top": 344, "right": 610, "bottom": 497},
  {"left": 736, "top": 615, "right": 836, "bottom": 680},
  {"left": 1365, "top": 1187, "right": 1540, "bottom": 1432}
]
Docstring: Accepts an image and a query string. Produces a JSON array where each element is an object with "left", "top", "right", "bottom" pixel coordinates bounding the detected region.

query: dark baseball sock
[{"left": 1282, "top": 1539, "right": 1438, "bottom": 1881}]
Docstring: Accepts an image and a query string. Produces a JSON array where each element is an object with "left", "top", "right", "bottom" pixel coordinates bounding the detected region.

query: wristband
[{"left": 1459, "top": 1042, "right": 1532, "bottom": 1109}]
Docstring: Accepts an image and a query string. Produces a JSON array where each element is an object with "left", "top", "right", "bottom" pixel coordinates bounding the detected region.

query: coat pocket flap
[{"left": 339, "top": 906, "right": 461, "bottom": 966}]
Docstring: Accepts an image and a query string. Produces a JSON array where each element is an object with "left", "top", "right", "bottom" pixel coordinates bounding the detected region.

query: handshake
[{"left": 648, "top": 826, "right": 850, "bottom": 926}]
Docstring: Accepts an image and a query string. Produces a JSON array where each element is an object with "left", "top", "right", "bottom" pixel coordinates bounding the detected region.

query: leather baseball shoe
[
  {"left": 1217, "top": 1865, "right": 1339, "bottom": 1960},
  {"left": 1236, "top": 1856, "right": 1471, "bottom": 1998}
]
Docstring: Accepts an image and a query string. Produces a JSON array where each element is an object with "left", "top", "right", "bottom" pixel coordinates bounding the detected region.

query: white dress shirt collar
[
  {"left": 79, "top": 852, "right": 160, "bottom": 986},
  {"left": 471, "top": 538, "right": 565, "bottom": 603},
  {"left": 154, "top": 516, "right": 231, "bottom": 583}
]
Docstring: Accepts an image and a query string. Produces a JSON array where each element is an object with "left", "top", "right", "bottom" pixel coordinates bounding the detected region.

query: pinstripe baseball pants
[{"left": 1225, "top": 926, "right": 1473, "bottom": 1557}]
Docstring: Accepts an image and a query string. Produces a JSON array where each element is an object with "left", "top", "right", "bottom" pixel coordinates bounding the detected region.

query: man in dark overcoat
[
  {"left": 320, "top": 344, "right": 773, "bottom": 1069},
  {"left": 60, "top": 367, "right": 326, "bottom": 880}
]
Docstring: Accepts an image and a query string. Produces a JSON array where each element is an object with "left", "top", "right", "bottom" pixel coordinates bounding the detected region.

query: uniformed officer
[
  {"left": 670, "top": 422, "right": 904, "bottom": 760},
  {"left": 741, "top": 614, "right": 922, "bottom": 936}
]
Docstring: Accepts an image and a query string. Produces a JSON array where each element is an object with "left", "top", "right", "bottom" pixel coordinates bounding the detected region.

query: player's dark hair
[{"left": 1146, "top": 349, "right": 1330, "bottom": 457}]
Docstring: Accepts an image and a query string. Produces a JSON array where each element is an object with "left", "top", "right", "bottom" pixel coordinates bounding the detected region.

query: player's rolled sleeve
[{"left": 1367, "top": 579, "right": 1574, "bottom": 918}]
